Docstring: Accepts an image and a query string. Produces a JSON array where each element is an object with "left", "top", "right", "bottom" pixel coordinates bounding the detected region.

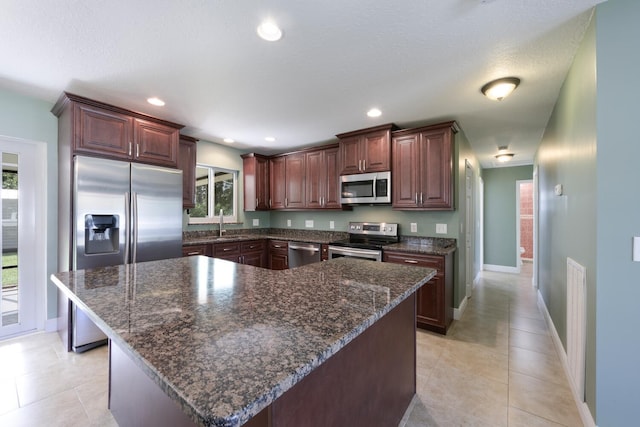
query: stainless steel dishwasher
[{"left": 287, "top": 242, "right": 321, "bottom": 267}]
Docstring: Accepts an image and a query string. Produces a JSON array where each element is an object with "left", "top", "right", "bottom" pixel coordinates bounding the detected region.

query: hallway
[{"left": 402, "top": 263, "right": 584, "bottom": 426}]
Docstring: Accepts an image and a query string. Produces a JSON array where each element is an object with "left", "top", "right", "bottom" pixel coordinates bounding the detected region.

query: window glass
[{"left": 189, "top": 165, "right": 238, "bottom": 224}]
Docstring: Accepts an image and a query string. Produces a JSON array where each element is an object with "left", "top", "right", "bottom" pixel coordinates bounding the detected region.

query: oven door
[{"left": 327, "top": 245, "right": 382, "bottom": 262}]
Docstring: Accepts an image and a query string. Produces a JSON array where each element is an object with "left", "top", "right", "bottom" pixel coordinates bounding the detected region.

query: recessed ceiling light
[
  {"left": 223, "top": 138, "right": 235, "bottom": 143},
  {"left": 265, "top": 136, "right": 276, "bottom": 142},
  {"left": 257, "top": 21, "right": 283, "bottom": 42},
  {"left": 147, "top": 97, "right": 165, "bottom": 106},
  {"left": 367, "top": 108, "right": 382, "bottom": 118}
]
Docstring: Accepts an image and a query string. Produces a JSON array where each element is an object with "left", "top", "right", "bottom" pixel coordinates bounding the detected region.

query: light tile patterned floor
[
  {"left": 0, "top": 264, "right": 583, "bottom": 426},
  {"left": 402, "top": 263, "right": 584, "bottom": 427}
]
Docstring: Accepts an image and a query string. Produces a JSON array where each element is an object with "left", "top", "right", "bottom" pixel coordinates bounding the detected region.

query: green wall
[
  {"left": 0, "top": 87, "right": 58, "bottom": 320},
  {"left": 536, "top": 13, "right": 597, "bottom": 416},
  {"left": 483, "top": 165, "right": 533, "bottom": 268},
  {"left": 595, "top": 1, "right": 640, "bottom": 424}
]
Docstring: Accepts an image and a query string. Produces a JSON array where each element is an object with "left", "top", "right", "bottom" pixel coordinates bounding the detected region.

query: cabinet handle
[
  {"left": 404, "top": 259, "right": 419, "bottom": 264},
  {"left": 136, "top": 143, "right": 140, "bottom": 158},
  {"left": 420, "top": 193, "right": 423, "bottom": 205},
  {"left": 256, "top": 198, "right": 259, "bottom": 207},
  {"left": 128, "top": 142, "right": 132, "bottom": 157},
  {"left": 285, "top": 197, "right": 288, "bottom": 207},
  {"left": 223, "top": 248, "right": 233, "bottom": 251},
  {"left": 269, "top": 198, "right": 272, "bottom": 208},
  {"left": 358, "top": 159, "right": 362, "bottom": 171},
  {"left": 187, "top": 251, "right": 200, "bottom": 256},
  {"left": 273, "top": 245, "right": 282, "bottom": 248},
  {"left": 415, "top": 193, "right": 418, "bottom": 205},
  {"left": 362, "top": 159, "right": 366, "bottom": 171}
]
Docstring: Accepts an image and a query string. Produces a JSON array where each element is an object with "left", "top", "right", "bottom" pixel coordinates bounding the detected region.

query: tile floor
[
  {"left": 0, "top": 264, "right": 583, "bottom": 426},
  {"left": 402, "top": 263, "right": 584, "bottom": 427}
]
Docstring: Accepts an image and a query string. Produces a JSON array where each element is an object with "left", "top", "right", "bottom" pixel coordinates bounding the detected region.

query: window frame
[{"left": 188, "top": 164, "right": 238, "bottom": 225}]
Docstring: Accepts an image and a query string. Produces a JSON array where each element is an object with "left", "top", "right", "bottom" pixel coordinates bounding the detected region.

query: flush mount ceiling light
[
  {"left": 147, "top": 97, "right": 165, "bottom": 106},
  {"left": 495, "top": 146, "right": 515, "bottom": 162},
  {"left": 257, "top": 21, "right": 283, "bottom": 41},
  {"left": 223, "top": 138, "right": 235, "bottom": 143},
  {"left": 481, "top": 77, "right": 521, "bottom": 101},
  {"left": 367, "top": 108, "right": 382, "bottom": 118}
]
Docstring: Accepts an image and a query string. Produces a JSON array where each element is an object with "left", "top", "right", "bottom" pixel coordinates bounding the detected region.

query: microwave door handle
[{"left": 373, "top": 176, "right": 377, "bottom": 200}]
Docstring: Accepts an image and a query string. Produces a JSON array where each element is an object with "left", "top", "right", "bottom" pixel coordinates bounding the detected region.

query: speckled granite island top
[{"left": 51, "top": 257, "right": 435, "bottom": 427}]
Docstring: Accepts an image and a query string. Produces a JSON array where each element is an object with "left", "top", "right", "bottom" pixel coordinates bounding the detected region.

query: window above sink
[{"left": 188, "top": 164, "right": 238, "bottom": 224}]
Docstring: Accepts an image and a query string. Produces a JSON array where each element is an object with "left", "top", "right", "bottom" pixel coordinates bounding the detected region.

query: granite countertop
[
  {"left": 384, "top": 237, "right": 457, "bottom": 256},
  {"left": 51, "top": 257, "right": 435, "bottom": 427}
]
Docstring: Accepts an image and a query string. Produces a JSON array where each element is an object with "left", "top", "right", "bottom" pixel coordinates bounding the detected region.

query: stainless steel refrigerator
[{"left": 70, "top": 155, "right": 183, "bottom": 352}]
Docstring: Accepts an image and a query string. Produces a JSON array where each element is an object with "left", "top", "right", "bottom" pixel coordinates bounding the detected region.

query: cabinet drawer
[
  {"left": 383, "top": 251, "right": 444, "bottom": 272},
  {"left": 241, "top": 240, "right": 266, "bottom": 253},
  {"left": 213, "top": 242, "right": 241, "bottom": 256},
  {"left": 268, "top": 240, "right": 288, "bottom": 251},
  {"left": 182, "top": 245, "right": 209, "bottom": 257}
]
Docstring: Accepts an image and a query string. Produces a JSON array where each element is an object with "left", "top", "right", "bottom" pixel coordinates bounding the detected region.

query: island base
[{"left": 109, "top": 294, "right": 417, "bottom": 427}]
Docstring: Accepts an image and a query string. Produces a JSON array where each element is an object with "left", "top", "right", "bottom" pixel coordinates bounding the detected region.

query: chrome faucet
[{"left": 219, "top": 209, "right": 225, "bottom": 237}]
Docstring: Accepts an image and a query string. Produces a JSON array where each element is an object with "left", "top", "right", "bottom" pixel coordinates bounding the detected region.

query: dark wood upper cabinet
[
  {"left": 336, "top": 124, "right": 396, "bottom": 175},
  {"left": 178, "top": 135, "right": 198, "bottom": 209},
  {"left": 52, "top": 92, "right": 183, "bottom": 168},
  {"left": 392, "top": 121, "right": 457, "bottom": 210},
  {"left": 268, "top": 152, "right": 306, "bottom": 210},
  {"left": 242, "top": 153, "right": 270, "bottom": 211},
  {"left": 305, "top": 145, "right": 340, "bottom": 209}
]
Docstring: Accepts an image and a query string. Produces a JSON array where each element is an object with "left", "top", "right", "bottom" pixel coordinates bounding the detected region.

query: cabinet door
[
  {"left": 243, "top": 154, "right": 270, "bottom": 211},
  {"left": 362, "top": 129, "right": 391, "bottom": 172},
  {"left": 392, "top": 134, "right": 419, "bottom": 208},
  {"left": 338, "top": 135, "right": 361, "bottom": 175},
  {"left": 285, "top": 153, "right": 306, "bottom": 209},
  {"left": 133, "top": 118, "right": 179, "bottom": 167},
  {"left": 323, "top": 146, "right": 341, "bottom": 209},
  {"left": 178, "top": 136, "right": 197, "bottom": 209},
  {"left": 243, "top": 251, "right": 266, "bottom": 268},
  {"left": 75, "top": 104, "right": 133, "bottom": 159},
  {"left": 416, "top": 277, "right": 443, "bottom": 327},
  {"left": 269, "top": 157, "right": 286, "bottom": 209},
  {"left": 420, "top": 128, "right": 453, "bottom": 209},
  {"left": 268, "top": 240, "right": 289, "bottom": 270},
  {"left": 305, "top": 150, "right": 324, "bottom": 209}
]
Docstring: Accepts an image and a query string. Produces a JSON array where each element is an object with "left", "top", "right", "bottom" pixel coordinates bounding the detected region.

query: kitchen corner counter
[
  {"left": 51, "top": 257, "right": 435, "bottom": 427},
  {"left": 384, "top": 237, "right": 457, "bottom": 256}
]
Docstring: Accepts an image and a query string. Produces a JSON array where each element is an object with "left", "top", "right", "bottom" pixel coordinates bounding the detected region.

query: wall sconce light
[
  {"left": 495, "top": 146, "right": 514, "bottom": 162},
  {"left": 481, "top": 77, "right": 521, "bottom": 101}
]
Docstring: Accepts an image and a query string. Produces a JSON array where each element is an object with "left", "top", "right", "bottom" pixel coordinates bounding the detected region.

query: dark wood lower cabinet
[
  {"left": 268, "top": 240, "right": 289, "bottom": 270},
  {"left": 383, "top": 250, "right": 453, "bottom": 334},
  {"left": 181, "top": 244, "right": 209, "bottom": 257}
]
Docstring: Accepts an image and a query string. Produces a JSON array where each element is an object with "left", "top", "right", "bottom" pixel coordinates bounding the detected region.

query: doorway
[
  {"left": 516, "top": 180, "right": 534, "bottom": 272},
  {"left": 0, "top": 136, "right": 47, "bottom": 339}
]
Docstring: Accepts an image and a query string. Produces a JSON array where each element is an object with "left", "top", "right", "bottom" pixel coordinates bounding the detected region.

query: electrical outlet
[
  {"left": 305, "top": 220, "right": 314, "bottom": 228},
  {"left": 436, "top": 224, "right": 447, "bottom": 234},
  {"left": 287, "top": 219, "right": 291, "bottom": 227},
  {"left": 252, "top": 218, "right": 259, "bottom": 226},
  {"left": 329, "top": 221, "right": 335, "bottom": 229},
  {"left": 410, "top": 223, "right": 417, "bottom": 233}
]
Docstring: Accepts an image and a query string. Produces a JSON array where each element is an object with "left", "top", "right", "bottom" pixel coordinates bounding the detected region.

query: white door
[
  {"left": 0, "top": 137, "right": 46, "bottom": 339},
  {"left": 465, "top": 160, "right": 474, "bottom": 298}
]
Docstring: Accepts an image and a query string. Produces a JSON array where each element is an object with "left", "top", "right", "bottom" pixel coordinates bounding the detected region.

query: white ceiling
[{"left": 0, "top": 0, "right": 603, "bottom": 168}]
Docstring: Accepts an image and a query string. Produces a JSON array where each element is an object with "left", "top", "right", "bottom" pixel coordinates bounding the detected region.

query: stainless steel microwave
[{"left": 340, "top": 171, "right": 391, "bottom": 204}]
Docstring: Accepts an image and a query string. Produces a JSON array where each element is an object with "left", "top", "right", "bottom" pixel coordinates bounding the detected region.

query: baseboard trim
[
  {"left": 453, "top": 296, "right": 468, "bottom": 320},
  {"left": 536, "top": 291, "right": 597, "bottom": 427},
  {"left": 45, "top": 317, "right": 58, "bottom": 332},
  {"left": 483, "top": 264, "right": 520, "bottom": 274}
]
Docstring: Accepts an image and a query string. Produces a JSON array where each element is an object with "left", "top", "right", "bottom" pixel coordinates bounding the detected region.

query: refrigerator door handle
[
  {"left": 132, "top": 191, "right": 138, "bottom": 263},
  {"left": 124, "top": 192, "right": 131, "bottom": 264}
]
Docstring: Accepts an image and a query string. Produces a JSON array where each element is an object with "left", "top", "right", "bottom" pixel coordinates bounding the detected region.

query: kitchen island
[{"left": 51, "top": 256, "right": 435, "bottom": 427}]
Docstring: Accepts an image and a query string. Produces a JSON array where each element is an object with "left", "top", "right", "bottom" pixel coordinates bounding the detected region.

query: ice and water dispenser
[{"left": 84, "top": 214, "right": 119, "bottom": 254}]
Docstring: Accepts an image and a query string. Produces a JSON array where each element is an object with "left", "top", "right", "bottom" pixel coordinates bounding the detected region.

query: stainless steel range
[{"left": 328, "top": 222, "right": 399, "bottom": 262}]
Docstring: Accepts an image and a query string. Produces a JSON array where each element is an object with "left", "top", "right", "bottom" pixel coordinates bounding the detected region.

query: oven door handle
[{"left": 329, "top": 246, "right": 381, "bottom": 259}]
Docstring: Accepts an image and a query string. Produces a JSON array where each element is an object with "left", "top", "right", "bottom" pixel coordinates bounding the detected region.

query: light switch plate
[
  {"left": 252, "top": 218, "right": 259, "bottom": 226},
  {"left": 410, "top": 223, "right": 417, "bottom": 233},
  {"left": 436, "top": 224, "right": 447, "bottom": 234},
  {"left": 634, "top": 237, "right": 640, "bottom": 262},
  {"left": 287, "top": 219, "right": 291, "bottom": 227},
  {"left": 305, "top": 220, "right": 314, "bottom": 228},
  {"left": 329, "top": 221, "right": 335, "bottom": 229}
]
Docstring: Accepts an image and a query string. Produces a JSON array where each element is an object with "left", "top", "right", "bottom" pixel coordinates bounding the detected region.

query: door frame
[
  {"left": 0, "top": 135, "right": 47, "bottom": 338},
  {"left": 465, "top": 160, "right": 474, "bottom": 298}
]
